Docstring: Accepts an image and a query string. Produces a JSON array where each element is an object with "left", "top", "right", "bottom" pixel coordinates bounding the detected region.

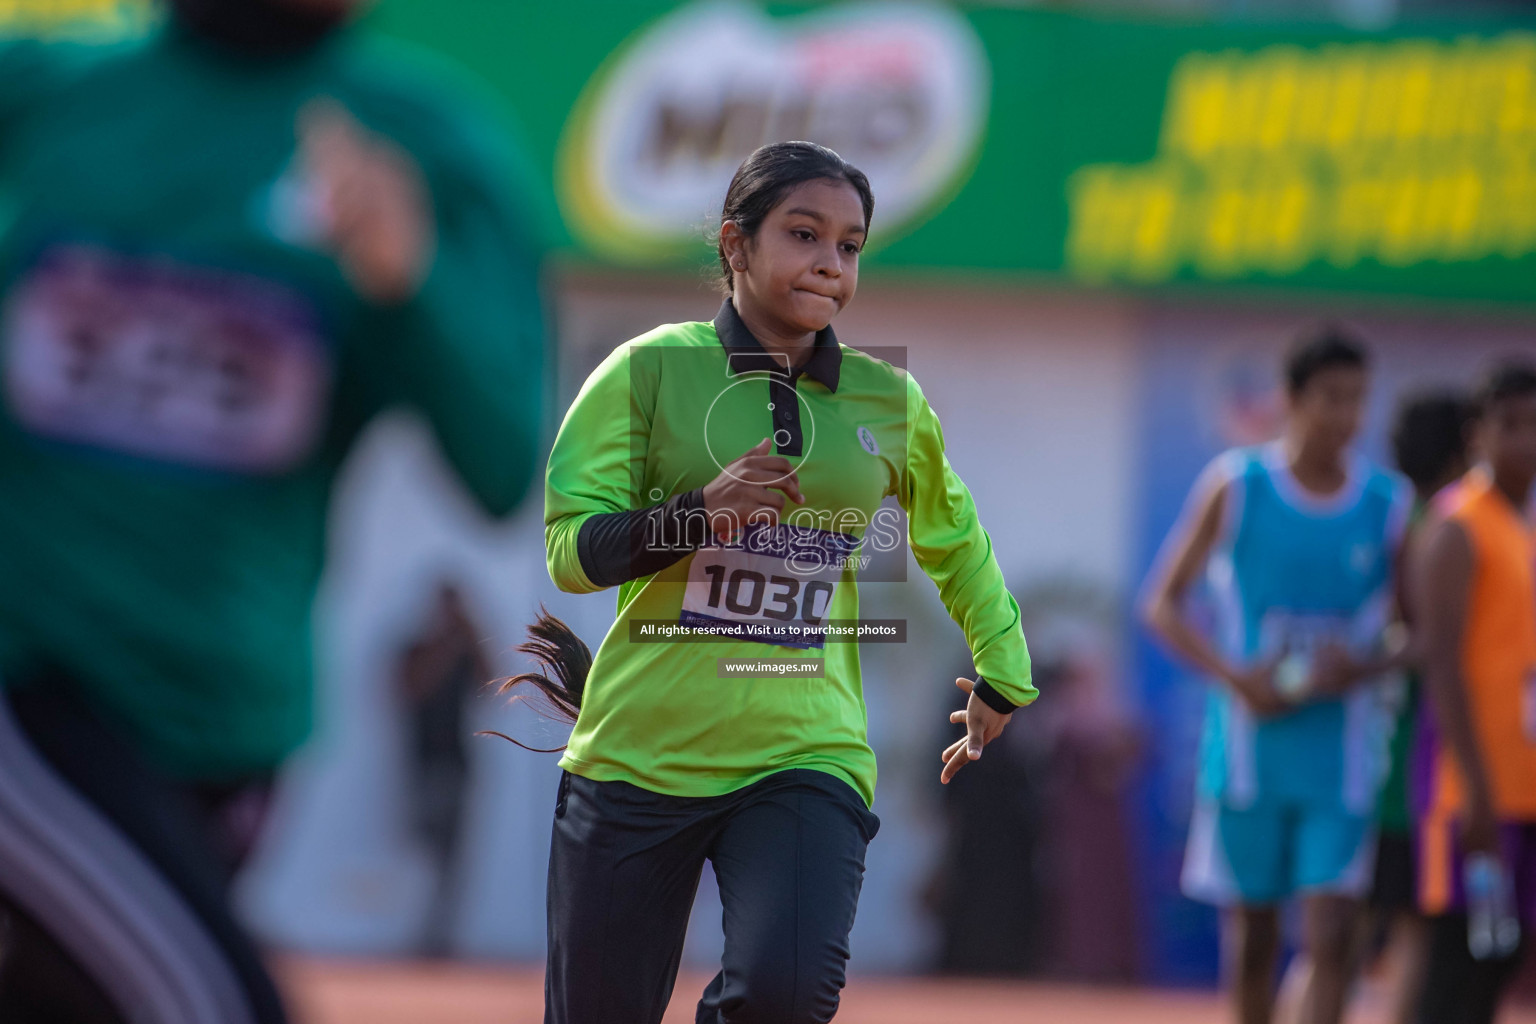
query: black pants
[
  {"left": 1416, "top": 913, "right": 1529, "bottom": 1024},
  {"left": 545, "top": 768, "right": 880, "bottom": 1024},
  {"left": 0, "top": 677, "right": 286, "bottom": 1024}
]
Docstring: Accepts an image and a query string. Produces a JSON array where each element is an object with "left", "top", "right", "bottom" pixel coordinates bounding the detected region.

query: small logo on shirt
[
  {"left": 1347, "top": 542, "right": 1376, "bottom": 575},
  {"left": 857, "top": 426, "right": 879, "bottom": 455}
]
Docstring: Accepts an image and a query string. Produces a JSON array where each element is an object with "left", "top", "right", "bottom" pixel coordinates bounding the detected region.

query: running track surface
[{"left": 282, "top": 960, "right": 1536, "bottom": 1024}]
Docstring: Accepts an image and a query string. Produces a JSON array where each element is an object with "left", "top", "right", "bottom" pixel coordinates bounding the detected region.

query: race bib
[
  {"left": 2, "top": 245, "right": 332, "bottom": 473},
  {"left": 679, "top": 521, "right": 859, "bottom": 650},
  {"left": 1256, "top": 610, "right": 1359, "bottom": 660}
]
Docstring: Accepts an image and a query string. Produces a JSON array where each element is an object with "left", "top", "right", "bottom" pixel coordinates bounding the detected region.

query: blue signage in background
[{"left": 1129, "top": 325, "right": 1235, "bottom": 986}]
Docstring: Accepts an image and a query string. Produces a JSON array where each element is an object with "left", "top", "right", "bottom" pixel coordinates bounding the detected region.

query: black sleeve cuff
[
  {"left": 972, "top": 676, "right": 1020, "bottom": 715},
  {"left": 576, "top": 488, "right": 710, "bottom": 588}
]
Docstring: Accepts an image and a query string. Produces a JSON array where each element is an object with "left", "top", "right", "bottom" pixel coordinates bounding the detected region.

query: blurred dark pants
[
  {"left": 1417, "top": 913, "right": 1528, "bottom": 1024},
  {"left": 0, "top": 677, "right": 284, "bottom": 1024},
  {"left": 545, "top": 768, "right": 879, "bottom": 1024}
]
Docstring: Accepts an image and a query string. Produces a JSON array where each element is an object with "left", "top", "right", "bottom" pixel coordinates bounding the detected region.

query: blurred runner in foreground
[
  {"left": 1411, "top": 362, "right": 1536, "bottom": 1024},
  {"left": 1142, "top": 327, "right": 1412, "bottom": 1024},
  {"left": 0, "top": 1, "right": 546, "bottom": 1021},
  {"left": 1365, "top": 393, "right": 1471, "bottom": 1024}
]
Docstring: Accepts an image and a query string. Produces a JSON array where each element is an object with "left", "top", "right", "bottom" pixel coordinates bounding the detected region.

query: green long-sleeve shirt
[
  {"left": 0, "top": 27, "right": 544, "bottom": 778},
  {"left": 545, "top": 305, "right": 1033, "bottom": 806}
]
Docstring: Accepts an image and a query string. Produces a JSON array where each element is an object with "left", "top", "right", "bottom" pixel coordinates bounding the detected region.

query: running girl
[{"left": 525, "top": 141, "right": 1035, "bottom": 1024}]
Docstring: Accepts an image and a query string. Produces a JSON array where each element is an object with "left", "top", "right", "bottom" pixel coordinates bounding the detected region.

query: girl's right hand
[
  {"left": 939, "top": 676, "right": 1012, "bottom": 784},
  {"left": 701, "top": 438, "right": 805, "bottom": 543}
]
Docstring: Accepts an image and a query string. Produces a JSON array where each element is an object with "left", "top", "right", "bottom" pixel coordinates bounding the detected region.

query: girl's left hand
[{"left": 939, "top": 676, "right": 1011, "bottom": 784}]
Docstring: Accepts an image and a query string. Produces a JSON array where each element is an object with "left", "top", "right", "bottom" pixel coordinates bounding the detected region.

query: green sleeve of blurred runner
[
  {"left": 361, "top": 106, "right": 548, "bottom": 518},
  {"left": 0, "top": 39, "right": 102, "bottom": 143},
  {"left": 901, "top": 374, "right": 1035, "bottom": 707}
]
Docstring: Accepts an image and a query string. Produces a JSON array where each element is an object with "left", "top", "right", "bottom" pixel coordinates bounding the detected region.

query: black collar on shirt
[{"left": 712, "top": 299, "right": 841, "bottom": 393}]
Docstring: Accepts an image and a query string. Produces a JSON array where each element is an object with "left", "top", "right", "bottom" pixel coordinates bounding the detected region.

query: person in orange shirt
[{"left": 1411, "top": 361, "right": 1536, "bottom": 1024}]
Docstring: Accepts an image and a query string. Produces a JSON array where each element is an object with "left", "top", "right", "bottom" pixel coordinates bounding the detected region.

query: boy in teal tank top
[{"left": 1143, "top": 327, "right": 1412, "bottom": 1024}]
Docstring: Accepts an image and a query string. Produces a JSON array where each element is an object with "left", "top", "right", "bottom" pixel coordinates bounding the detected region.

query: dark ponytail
[
  {"left": 478, "top": 608, "right": 591, "bottom": 753},
  {"left": 717, "top": 141, "right": 875, "bottom": 292}
]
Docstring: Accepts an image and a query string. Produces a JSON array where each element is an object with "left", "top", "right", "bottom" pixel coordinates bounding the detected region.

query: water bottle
[
  {"left": 1273, "top": 650, "right": 1311, "bottom": 704},
  {"left": 1465, "top": 852, "right": 1522, "bottom": 960}
]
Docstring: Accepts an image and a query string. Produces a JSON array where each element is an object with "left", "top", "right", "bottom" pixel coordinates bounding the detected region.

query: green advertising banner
[
  {"left": 383, "top": 3, "right": 1536, "bottom": 304},
  {"left": 0, "top": 0, "right": 152, "bottom": 40}
]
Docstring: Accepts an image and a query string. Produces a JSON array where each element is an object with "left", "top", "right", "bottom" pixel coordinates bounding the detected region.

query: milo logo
[
  {"left": 0, "top": 0, "right": 153, "bottom": 40},
  {"left": 557, "top": 1, "right": 990, "bottom": 262}
]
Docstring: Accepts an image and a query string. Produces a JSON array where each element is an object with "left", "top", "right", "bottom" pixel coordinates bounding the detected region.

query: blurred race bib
[
  {"left": 2, "top": 244, "right": 332, "bottom": 473},
  {"left": 1256, "top": 609, "right": 1362, "bottom": 660},
  {"left": 680, "top": 521, "right": 858, "bottom": 650}
]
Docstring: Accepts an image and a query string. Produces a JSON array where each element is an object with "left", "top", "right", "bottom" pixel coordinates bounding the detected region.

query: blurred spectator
[
  {"left": 395, "top": 582, "right": 493, "bottom": 959},
  {"left": 0, "top": 1, "right": 545, "bottom": 1021},
  {"left": 1360, "top": 392, "right": 1472, "bottom": 1024},
  {"left": 928, "top": 653, "right": 1051, "bottom": 977},
  {"left": 928, "top": 585, "right": 1142, "bottom": 982},
  {"left": 1035, "top": 643, "right": 1143, "bottom": 982}
]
